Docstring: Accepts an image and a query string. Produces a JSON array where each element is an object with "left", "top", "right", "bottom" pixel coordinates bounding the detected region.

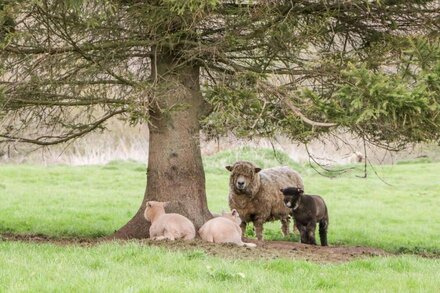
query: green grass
[
  {"left": 1, "top": 147, "right": 439, "bottom": 291},
  {"left": 0, "top": 160, "right": 146, "bottom": 237},
  {"left": 0, "top": 241, "right": 439, "bottom": 292},
  {"left": 302, "top": 163, "right": 440, "bottom": 254},
  {"left": 2, "top": 148, "right": 438, "bottom": 254}
]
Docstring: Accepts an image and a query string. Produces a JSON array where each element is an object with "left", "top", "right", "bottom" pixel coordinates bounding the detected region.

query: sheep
[
  {"left": 348, "top": 151, "right": 364, "bottom": 163},
  {"left": 281, "top": 187, "right": 329, "bottom": 246},
  {"left": 199, "top": 209, "right": 257, "bottom": 248},
  {"left": 226, "top": 161, "right": 304, "bottom": 241},
  {"left": 143, "top": 201, "right": 196, "bottom": 240}
]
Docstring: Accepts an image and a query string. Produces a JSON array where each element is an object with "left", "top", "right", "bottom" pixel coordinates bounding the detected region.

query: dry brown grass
[{"left": 1, "top": 118, "right": 439, "bottom": 165}]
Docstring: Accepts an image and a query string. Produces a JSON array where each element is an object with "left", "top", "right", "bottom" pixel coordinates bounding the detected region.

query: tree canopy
[
  {"left": 1, "top": 0, "right": 439, "bottom": 238},
  {"left": 0, "top": 0, "right": 439, "bottom": 150}
]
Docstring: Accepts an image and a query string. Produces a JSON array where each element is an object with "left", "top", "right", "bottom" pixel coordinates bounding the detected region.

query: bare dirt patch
[
  {"left": 0, "top": 233, "right": 96, "bottom": 246},
  {"left": 137, "top": 238, "right": 389, "bottom": 263},
  {"left": 1, "top": 232, "right": 391, "bottom": 263}
]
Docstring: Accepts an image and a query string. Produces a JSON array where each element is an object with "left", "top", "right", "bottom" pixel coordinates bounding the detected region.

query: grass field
[
  {"left": 1, "top": 148, "right": 439, "bottom": 292},
  {"left": 1, "top": 242, "right": 439, "bottom": 292}
]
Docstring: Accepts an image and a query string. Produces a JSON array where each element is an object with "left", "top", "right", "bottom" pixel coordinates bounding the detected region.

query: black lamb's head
[{"left": 280, "top": 187, "right": 304, "bottom": 210}]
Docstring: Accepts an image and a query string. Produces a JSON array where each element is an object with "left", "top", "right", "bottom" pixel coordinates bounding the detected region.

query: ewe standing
[
  {"left": 144, "top": 201, "right": 196, "bottom": 240},
  {"left": 226, "top": 161, "right": 304, "bottom": 240}
]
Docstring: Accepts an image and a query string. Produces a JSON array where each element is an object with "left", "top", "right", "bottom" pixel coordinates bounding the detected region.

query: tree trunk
[{"left": 112, "top": 53, "right": 212, "bottom": 239}]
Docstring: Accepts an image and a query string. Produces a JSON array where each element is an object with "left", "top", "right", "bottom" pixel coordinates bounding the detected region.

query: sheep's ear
[
  {"left": 231, "top": 209, "right": 238, "bottom": 217},
  {"left": 225, "top": 165, "right": 233, "bottom": 172},
  {"left": 146, "top": 202, "right": 152, "bottom": 207},
  {"left": 255, "top": 167, "right": 262, "bottom": 173}
]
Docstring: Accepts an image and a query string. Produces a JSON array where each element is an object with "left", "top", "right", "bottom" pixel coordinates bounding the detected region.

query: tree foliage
[{"left": 0, "top": 0, "right": 439, "bottom": 149}]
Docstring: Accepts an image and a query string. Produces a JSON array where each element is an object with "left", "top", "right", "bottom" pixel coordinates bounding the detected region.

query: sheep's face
[
  {"left": 222, "top": 209, "right": 242, "bottom": 225},
  {"left": 281, "top": 187, "right": 303, "bottom": 210},
  {"left": 226, "top": 161, "right": 261, "bottom": 195},
  {"left": 144, "top": 201, "right": 169, "bottom": 222},
  {"left": 235, "top": 173, "right": 251, "bottom": 191}
]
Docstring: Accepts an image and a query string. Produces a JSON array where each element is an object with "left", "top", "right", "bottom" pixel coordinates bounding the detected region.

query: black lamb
[{"left": 281, "top": 187, "right": 329, "bottom": 246}]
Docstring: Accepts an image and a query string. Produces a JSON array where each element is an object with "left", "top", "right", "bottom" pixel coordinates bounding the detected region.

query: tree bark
[{"left": 112, "top": 53, "right": 212, "bottom": 239}]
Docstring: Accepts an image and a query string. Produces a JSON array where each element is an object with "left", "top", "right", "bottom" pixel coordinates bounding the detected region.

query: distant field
[{"left": 0, "top": 148, "right": 439, "bottom": 291}]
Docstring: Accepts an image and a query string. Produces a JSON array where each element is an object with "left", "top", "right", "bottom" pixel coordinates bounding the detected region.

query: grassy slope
[
  {"left": 0, "top": 242, "right": 439, "bottom": 292},
  {"left": 1, "top": 148, "right": 438, "bottom": 253},
  {"left": 0, "top": 161, "right": 146, "bottom": 237},
  {"left": 0, "top": 148, "right": 439, "bottom": 291}
]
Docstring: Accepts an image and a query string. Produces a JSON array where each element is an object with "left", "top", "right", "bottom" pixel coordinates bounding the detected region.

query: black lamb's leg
[
  {"left": 306, "top": 221, "right": 317, "bottom": 245},
  {"left": 293, "top": 219, "right": 299, "bottom": 234},
  {"left": 319, "top": 217, "right": 329, "bottom": 246},
  {"left": 297, "top": 223, "right": 308, "bottom": 244}
]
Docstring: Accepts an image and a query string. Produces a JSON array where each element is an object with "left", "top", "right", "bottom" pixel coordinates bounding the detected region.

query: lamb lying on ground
[
  {"left": 199, "top": 209, "right": 256, "bottom": 247},
  {"left": 143, "top": 201, "right": 196, "bottom": 240},
  {"left": 281, "top": 187, "right": 329, "bottom": 246},
  {"left": 227, "top": 160, "right": 304, "bottom": 241}
]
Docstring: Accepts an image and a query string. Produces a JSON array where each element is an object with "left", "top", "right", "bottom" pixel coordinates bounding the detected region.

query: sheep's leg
[
  {"left": 156, "top": 230, "right": 175, "bottom": 241},
  {"left": 165, "top": 231, "right": 176, "bottom": 241},
  {"left": 281, "top": 217, "right": 290, "bottom": 237},
  {"left": 293, "top": 219, "right": 299, "bottom": 234},
  {"left": 319, "top": 218, "right": 329, "bottom": 246},
  {"left": 240, "top": 221, "right": 247, "bottom": 237},
  {"left": 152, "top": 235, "right": 166, "bottom": 241},
  {"left": 297, "top": 223, "right": 308, "bottom": 244},
  {"left": 306, "top": 222, "right": 317, "bottom": 245},
  {"left": 254, "top": 219, "right": 264, "bottom": 241}
]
